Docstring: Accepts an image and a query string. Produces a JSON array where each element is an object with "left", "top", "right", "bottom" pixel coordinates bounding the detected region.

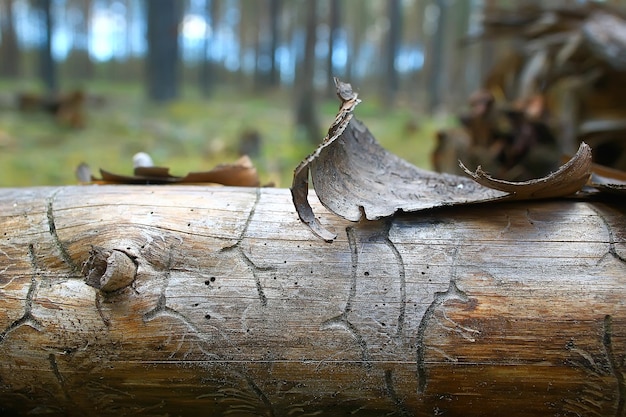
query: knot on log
[{"left": 82, "top": 246, "right": 137, "bottom": 292}]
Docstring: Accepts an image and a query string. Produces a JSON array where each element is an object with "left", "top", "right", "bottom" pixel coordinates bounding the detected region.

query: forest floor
[{"left": 0, "top": 81, "right": 448, "bottom": 187}]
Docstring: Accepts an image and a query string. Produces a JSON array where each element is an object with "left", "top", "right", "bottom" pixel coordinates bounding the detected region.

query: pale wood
[{"left": 0, "top": 185, "right": 624, "bottom": 416}]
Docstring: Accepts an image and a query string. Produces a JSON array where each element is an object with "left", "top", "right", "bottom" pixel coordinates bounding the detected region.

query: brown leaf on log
[
  {"left": 87, "top": 155, "right": 260, "bottom": 187},
  {"left": 291, "top": 79, "right": 595, "bottom": 241}
]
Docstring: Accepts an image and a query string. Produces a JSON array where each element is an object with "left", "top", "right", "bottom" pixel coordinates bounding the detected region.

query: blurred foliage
[{"left": 0, "top": 81, "right": 447, "bottom": 187}]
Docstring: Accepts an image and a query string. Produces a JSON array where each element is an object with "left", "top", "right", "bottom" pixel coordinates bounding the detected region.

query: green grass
[{"left": 0, "top": 81, "right": 449, "bottom": 188}]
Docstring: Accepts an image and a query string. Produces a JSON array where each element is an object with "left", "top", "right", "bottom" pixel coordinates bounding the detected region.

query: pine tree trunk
[
  {"left": 0, "top": 0, "right": 20, "bottom": 78},
  {"left": 0, "top": 185, "right": 624, "bottom": 416},
  {"left": 294, "top": 0, "right": 320, "bottom": 144},
  {"left": 36, "top": 0, "right": 57, "bottom": 94},
  {"left": 384, "top": 0, "right": 402, "bottom": 106},
  {"left": 145, "top": 0, "right": 181, "bottom": 102}
]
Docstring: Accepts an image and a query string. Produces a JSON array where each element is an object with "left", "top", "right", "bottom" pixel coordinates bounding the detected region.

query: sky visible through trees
[
  {"left": 1, "top": 0, "right": 467, "bottom": 108},
  {"left": 1, "top": 0, "right": 622, "bottom": 109}
]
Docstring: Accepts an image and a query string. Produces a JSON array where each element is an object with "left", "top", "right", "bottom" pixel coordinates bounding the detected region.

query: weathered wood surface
[{"left": 0, "top": 185, "right": 625, "bottom": 416}]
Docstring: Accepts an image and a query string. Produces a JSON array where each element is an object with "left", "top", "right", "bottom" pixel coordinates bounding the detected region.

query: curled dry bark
[
  {"left": 459, "top": 142, "right": 592, "bottom": 199},
  {"left": 291, "top": 79, "right": 598, "bottom": 241}
]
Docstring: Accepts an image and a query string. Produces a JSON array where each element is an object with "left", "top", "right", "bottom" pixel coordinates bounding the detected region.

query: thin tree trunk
[
  {"left": 294, "top": 0, "right": 320, "bottom": 144},
  {"left": 326, "top": 0, "right": 341, "bottom": 96},
  {"left": 344, "top": 1, "right": 367, "bottom": 84},
  {"left": 36, "top": 0, "right": 57, "bottom": 93},
  {"left": 408, "top": 0, "right": 426, "bottom": 110},
  {"left": 145, "top": 0, "right": 181, "bottom": 102},
  {"left": 0, "top": 0, "right": 20, "bottom": 78},
  {"left": 66, "top": 0, "right": 94, "bottom": 80},
  {"left": 269, "top": 0, "right": 281, "bottom": 87},
  {"left": 0, "top": 185, "right": 625, "bottom": 416},
  {"left": 427, "top": 0, "right": 447, "bottom": 113},
  {"left": 200, "top": 0, "right": 220, "bottom": 97},
  {"left": 447, "top": 0, "right": 468, "bottom": 109},
  {"left": 237, "top": 0, "right": 248, "bottom": 85},
  {"left": 462, "top": 0, "right": 483, "bottom": 99},
  {"left": 385, "top": 0, "right": 401, "bottom": 106},
  {"left": 480, "top": 0, "right": 497, "bottom": 84},
  {"left": 252, "top": 0, "right": 264, "bottom": 89}
]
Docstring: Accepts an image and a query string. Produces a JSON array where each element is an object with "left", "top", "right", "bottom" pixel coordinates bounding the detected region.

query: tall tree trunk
[
  {"left": 446, "top": 0, "right": 469, "bottom": 109},
  {"left": 0, "top": 185, "right": 625, "bottom": 416},
  {"left": 384, "top": 0, "right": 401, "bottom": 106},
  {"left": 461, "top": 0, "right": 483, "bottom": 100},
  {"left": 480, "top": 0, "right": 497, "bottom": 85},
  {"left": 282, "top": 0, "right": 296, "bottom": 88},
  {"left": 252, "top": 0, "right": 266, "bottom": 90},
  {"left": 294, "top": 0, "right": 320, "bottom": 144},
  {"left": 66, "top": 0, "right": 94, "bottom": 80},
  {"left": 344, "top": 1, "right": 367, "bottom": 84},
  {"left": 36, "top": 0, "right": 57, "bottom": 93},
  {"left": 145, "top": 0, "right": 182, "bottom": 102},
  {"left": 325, "top": 0, "right": 341, "bottom": 96},
  {"left": 238, "top": 0, "right": 254, "bottom": 87},
  {"left": 0, "top": 0, "right": 20, "bottom": 78},
  {"left": 269, "top": 0, "right": 282, "bottom": 87},
  {"left": 408, "top": 0, "right": 427, "bottom": 111},
  {"left": 200, "top": 0, "right": 220, "bottom": 96},
  {"left": 427, "top": 0, "right": 447, "bottom": 113}
]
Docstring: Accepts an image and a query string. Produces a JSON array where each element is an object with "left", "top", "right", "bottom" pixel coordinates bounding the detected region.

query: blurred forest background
[{"left": 0, "top": 0, "right": 624, "bottom": 187}]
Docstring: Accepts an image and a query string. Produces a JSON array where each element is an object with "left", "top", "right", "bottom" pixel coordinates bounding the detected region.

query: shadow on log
[{"left": 0, "top": 185, "right": 625, "bottom": 416}]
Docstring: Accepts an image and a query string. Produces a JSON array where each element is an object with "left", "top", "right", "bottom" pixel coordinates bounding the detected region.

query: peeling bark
[
  {"left": 460, "top": 141, "right": 592, "bottom": 198},
  {"left": 291, "top": 79, "right": 601, "bottom": 242}
]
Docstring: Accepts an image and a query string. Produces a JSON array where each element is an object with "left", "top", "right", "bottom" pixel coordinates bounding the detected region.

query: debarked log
[{"left": 0, "top": 185, "right": 624, "bottom": 416}]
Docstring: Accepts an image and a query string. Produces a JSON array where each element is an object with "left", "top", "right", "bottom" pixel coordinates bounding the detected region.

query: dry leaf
[
  {"left": 91, "top": 155, "right": 260, "bottom": 187},
  {"left": 182, "top": 155, "right": 260, "bottom": 186},
  {"left": 99, "top": 166, "right": 178, "bottom": 184}
]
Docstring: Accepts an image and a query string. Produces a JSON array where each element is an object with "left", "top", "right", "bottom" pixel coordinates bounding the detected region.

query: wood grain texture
[{"left": 0, "top": 185, "right": 624, "bottom": 416}]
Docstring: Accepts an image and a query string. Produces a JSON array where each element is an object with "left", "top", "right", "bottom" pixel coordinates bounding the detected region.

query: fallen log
[{"left": 0, "top": 185, "right": 625, "bottom": 416}]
